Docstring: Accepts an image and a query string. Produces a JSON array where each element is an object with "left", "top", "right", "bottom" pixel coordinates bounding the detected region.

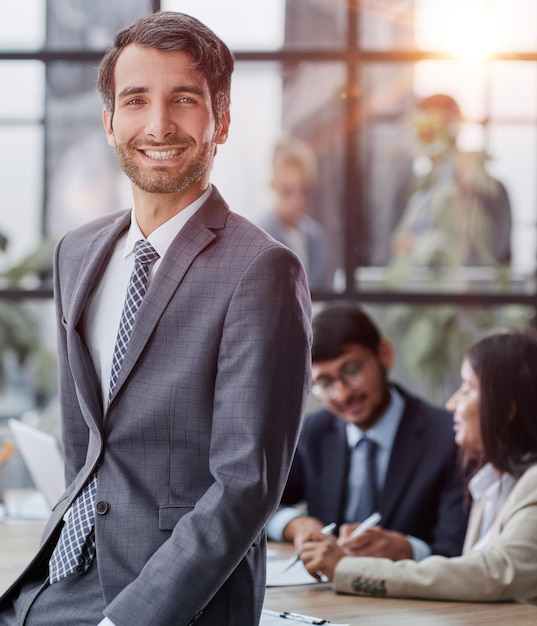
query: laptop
[{"left": 6, "top": 419, "right": 65, "bottom": 517}]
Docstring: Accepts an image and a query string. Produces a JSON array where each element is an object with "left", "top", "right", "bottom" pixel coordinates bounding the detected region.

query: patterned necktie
[
  {"left": 354, "top": 436, "right": 379, "bottom": 522},
  {"left": 49, "top": 239, "right": 159, "bottom": 583}
]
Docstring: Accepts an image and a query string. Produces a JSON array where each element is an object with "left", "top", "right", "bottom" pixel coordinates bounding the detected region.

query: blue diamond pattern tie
[
  {"left": 49, "top": 240, "right": 159, "bottom": 583},
  {"left": 354, "top": 436, "right": 379, "bottom": 522}
]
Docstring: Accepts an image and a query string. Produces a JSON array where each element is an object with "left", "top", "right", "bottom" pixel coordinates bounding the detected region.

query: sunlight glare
[{"left": 416, "top": 0, "right": 499, "bottom": 60}]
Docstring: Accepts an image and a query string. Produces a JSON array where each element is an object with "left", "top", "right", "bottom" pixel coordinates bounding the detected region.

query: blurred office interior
[{"left": 1, "top": 0, "right": 537, "bottom": 488}]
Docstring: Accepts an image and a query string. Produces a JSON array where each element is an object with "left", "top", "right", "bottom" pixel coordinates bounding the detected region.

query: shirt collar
[
  {"left": 123, "top": 185, "right": 212, "bottom": 259},
  {"left": 346, "top": 384, "right": 404, "bottom": 450},
  {"left": 468, "top": 462, "right": 516, "bottom": 500}
]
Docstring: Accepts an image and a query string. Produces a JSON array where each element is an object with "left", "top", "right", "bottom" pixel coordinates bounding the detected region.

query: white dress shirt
[
  {"left": 468, "top": 462, "right": 516, "bottom": 552},
  {"left": 84, "top": 188, "right": 210, "bottom": 410}
]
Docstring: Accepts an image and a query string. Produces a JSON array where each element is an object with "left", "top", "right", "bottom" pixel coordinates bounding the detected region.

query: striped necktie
[{"left": 353, "top": 436, "right": 379, "bottom": 522}]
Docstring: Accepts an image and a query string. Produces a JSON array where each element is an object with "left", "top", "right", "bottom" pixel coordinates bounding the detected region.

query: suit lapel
[
  {"left": 321, "top": 418, "right": 349, "bottom": 524},
  {"left": 66, "top": 212, "right": 131, "bottom": 426},
  {"left": 462, "top": 498, "right": 484, "bottom": 554},
  {"left": 381, "top": 406, "right": 427, "bottom": 524}
]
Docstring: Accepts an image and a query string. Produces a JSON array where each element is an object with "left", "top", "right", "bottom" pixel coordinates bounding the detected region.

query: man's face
[
  {"left": 271, "top": 163, "right": 310, "bottom": 226},
  {"left": 102, "top": 44, "right": 230, "bottom": 199},
  {"left": 311, "top": 343, "right": 392, "bottom": 430}
]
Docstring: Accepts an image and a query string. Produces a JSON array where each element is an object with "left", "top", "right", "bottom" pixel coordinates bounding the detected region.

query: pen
[
  {"left": 349, "top": 511, "right": 382, "bottom": 538},
  {"left": 280, "top": 611, "right": 329, "bottom": 624},
  {"left": 281, "top": 522, "right": 336, "bottom": 573}
]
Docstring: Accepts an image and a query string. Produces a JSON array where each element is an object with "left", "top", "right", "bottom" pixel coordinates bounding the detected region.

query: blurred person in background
[{"left": 259, "top": 135, "right": 330, "bottom": 290}]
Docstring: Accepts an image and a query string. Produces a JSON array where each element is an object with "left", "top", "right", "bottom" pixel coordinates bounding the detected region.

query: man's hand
[
  {"left": 300, "top": 536, "right": 344, "bottom": 582},
  {"left": 337, "top": 524, "right": 413, "bottom": 560},
  {"left": 283, "top": 516, "right": 326, "bottom": 552}
]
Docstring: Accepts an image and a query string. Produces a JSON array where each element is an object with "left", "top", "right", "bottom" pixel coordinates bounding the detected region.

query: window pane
[
  {"left": 0, "top": 126, "right": 44, "bottom": 268},
  {"left": 0, "top": 62, "right": 45, "bottom": 119},
  {"left": 0, "top": 0, "right": 46, "bottom": 49},
  {"left": 493, "top": 0, "right": 537, "bottom": 53},
  {"left": 360, "top": 61, "right": 535, "bottom": 292},
  {"left": 45, "top": 62, "right": 129, "bottom": 237},
  {"left": 360, "top": 1, "right": 537, "bottom": 54},
  {"left": 45, "top": 0, "right": 152, "bottom": 50},
  {"left": 490, "top": 62, "right": 537, "bottom": 120},
  {"left": 489, "top": 124, "right": 537, "bottom": 275},
  {"left": 359, "top": 0, "right": 414, "bottom": 50},
  {"left": 414, "top": 0, "right": 537, "bottom": 56},
  {"left": 163, "top": 0, "right": 347, "bottom": 50},
  {"left": 213, "top": 60, "right": 346, "bottom": 291}
]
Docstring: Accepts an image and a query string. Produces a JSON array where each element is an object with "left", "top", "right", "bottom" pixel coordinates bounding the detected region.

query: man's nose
[{"left": 145, "top": 104, "right": 176, "bottom": 140}]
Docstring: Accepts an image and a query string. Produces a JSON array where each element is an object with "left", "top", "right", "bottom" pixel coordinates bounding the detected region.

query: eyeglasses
[
  {"left": 278, "top": 185, "right": 311, "bottom": 199},
  {"left": 311, "top": 359, "right": 369, "bottom": 400}
]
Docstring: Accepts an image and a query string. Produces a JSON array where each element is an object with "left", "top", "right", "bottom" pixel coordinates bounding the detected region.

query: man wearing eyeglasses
[{"left": 267, "top": 302, "right": 468, "bottom": 562}]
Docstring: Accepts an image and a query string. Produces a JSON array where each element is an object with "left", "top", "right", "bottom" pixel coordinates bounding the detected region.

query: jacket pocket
[{"left": 158, "top": 504, "right": 195, "bottom": 530}]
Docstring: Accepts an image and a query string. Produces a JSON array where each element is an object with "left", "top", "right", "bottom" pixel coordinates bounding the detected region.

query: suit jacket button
[{"left": 96, "top": 500, "right": 109, "bottom": 515}]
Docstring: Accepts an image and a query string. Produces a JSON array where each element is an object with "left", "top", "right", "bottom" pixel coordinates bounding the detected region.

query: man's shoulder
[
  {"left": 302, "top": 408, "right": 341, "bottom": 434},
  {"left": 61, "top": 210, "right": 129, "bottom": 244}
]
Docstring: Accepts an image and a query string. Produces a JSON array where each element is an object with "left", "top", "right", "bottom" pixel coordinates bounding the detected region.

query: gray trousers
[{"left": 0, "top": 558, "right": 105, "bottom": 625}]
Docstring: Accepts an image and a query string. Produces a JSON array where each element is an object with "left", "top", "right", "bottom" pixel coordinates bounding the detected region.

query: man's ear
[
  {"left": 102, "top": 108, "right": 116, "bottom": 147},
  {"left": 378, "top": 338, "right": 395, "bottom": 372},
  {"left": 215, "top": 109, "right": 230, "bottom": 145}
]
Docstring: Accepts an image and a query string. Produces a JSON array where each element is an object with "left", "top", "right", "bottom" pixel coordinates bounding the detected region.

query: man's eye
[
  {"left": 316, "top": 378, "right": 334, "bottom": 390},
  {"left": 341, "top": 362, "right": 364, "bottom": 377}
]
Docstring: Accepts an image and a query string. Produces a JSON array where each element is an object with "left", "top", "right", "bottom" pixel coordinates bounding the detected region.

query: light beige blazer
[{"left": 335, "top": 464, "right": 537, "bottom": 604}]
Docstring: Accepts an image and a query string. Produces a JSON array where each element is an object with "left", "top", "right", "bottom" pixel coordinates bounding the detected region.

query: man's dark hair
[
  {"left": 312, "top": 302, "right": 381, "bottom": 362},
  {"left": 97, "top": 11, "right": 234, "bottom": 119},
  {"left": 417, "top": 93, "right": 461, "bottom": 120},
  {"left": 467, "top": 329, "right": 537, "bottom": 476}
]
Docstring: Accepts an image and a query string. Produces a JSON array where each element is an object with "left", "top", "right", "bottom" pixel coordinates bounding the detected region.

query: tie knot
[
  {"left": 134, "top": 239, "right": 159, "bottom": 265},
  {"left": 359, "top": 436, "right": 378, "bottom": 455}
]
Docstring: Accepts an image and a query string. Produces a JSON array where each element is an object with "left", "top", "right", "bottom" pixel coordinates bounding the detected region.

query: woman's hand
[{"left": 300, "top": 536, "right": 345, "bottom": 582}]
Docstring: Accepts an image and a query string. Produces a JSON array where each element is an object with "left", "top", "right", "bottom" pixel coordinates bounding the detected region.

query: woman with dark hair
[{"left": 300, "top": 329, "right": 537, "bottom": 604}]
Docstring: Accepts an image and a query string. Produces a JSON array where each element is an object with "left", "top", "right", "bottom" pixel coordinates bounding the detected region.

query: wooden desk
[
  {"left": 1, "top": 524, "right": 536, "bottom": 626},
  {"left": 265, "top": 543, "right": 537, "bottom": 626},
  {"left": 0, "top": 520, "right": 44, "bottom": 594}
]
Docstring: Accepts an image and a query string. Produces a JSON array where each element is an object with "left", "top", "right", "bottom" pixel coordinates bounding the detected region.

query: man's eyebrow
[
  {"left": 117, "top": 85, "right": 206, "bottom": 100},
  {"left": 117, "top": 86, "right": 148, "bottom": 100}
]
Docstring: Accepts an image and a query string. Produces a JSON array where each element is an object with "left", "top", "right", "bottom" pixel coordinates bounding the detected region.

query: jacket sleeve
[
  {"left": 334, "top": 465, "right": 537, "bottom": 604},
  {"left": 104, "top": 244, "right": 312, "bottom": 625}
]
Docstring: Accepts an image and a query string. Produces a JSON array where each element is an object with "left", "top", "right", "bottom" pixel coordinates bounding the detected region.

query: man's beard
[{"left": 115, "top": 138, "right": 214, "bottom": 194}]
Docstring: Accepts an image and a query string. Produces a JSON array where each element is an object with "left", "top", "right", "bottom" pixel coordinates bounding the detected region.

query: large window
[{"left": 1, "top": 0, "right": 537, "bottom": 407}]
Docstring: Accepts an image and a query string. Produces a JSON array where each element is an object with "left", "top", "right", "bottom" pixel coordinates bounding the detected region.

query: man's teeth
[{"left": 144, "top": 149, "right": 180, "bottom": 159}]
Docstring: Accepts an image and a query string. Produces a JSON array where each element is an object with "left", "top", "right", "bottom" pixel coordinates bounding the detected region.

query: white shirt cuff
[
  {"left": 407, "top": 535, "right": 432, "bottom": 562},
  {"left": 266, "top": 506, "right": 303, "bottom": 541}
]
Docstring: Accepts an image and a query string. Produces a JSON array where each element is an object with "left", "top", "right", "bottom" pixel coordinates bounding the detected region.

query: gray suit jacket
[
  {"left": 3, "top": 188, "right": 312, "bottom": 625},
  {"left": 335, "top": 463, "right": 537, "bottom": 604}
]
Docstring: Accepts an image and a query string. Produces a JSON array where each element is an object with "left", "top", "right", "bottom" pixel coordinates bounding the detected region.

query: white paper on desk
[
  {"left": 261, "top": 609, "right": 349, "bottom": 625},
  {"left": 266, "top": 559, "right": 320, "bottom": 586}
]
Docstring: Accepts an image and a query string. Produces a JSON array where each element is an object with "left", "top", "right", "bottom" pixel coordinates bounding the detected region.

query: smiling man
[
  {"left": 0, "top": 12, "right": 311, "bottom": 626},
  {"left": 267, "top": 302, "right": 468, "bottom": 563}
]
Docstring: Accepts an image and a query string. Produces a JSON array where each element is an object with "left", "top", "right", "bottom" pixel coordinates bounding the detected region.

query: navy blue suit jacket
[{"left": 282, "top": 385, "right": 468, "bottom": 557}]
